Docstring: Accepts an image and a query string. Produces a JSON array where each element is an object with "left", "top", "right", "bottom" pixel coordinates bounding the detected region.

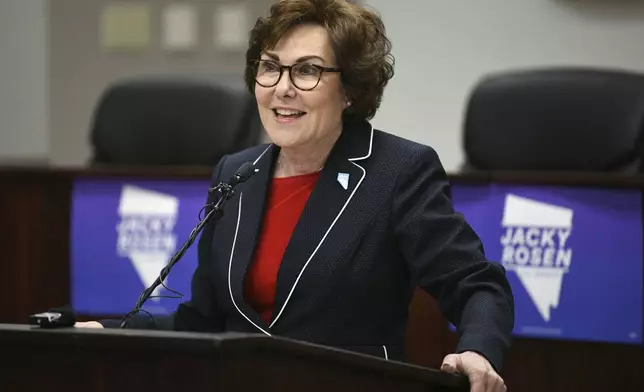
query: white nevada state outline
[
  {"left": 502, "top": 194, "right": 573, "bottom": 322},
  {"left": 117, "top": 185, "right": 179, "bottom": 301}
]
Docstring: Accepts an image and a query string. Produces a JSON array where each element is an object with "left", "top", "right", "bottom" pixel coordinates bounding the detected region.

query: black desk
[{"left": 1, "top": 165, "right": 643, "bottom": 392}]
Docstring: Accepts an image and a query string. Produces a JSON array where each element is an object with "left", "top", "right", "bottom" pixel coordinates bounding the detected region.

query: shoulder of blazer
[
  {"left": 214, "top": 124, "right": 444, "bottom": 183},
  {"left": 370, "top": 129, "right": 445, "bottom": 174}
]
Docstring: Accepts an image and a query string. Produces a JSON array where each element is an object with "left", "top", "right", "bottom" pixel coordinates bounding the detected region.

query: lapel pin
[{"left": 337, "top": 172, "right": 349, "bottom": 190}]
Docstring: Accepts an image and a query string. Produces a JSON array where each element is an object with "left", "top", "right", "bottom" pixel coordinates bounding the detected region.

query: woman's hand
[
  {"left": 74, "top": 321, "right": 104, "bottom": 328},
  {"left": 441, "top": 351, "right": 506, "bottom": 392}
]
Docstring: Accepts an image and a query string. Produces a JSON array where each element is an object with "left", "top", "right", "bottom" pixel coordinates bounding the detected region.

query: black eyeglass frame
[{"left": 251, "top": 59, "right": 342, "bottom": 91}]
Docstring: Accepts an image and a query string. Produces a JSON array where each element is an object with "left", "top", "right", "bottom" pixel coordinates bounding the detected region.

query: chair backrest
[
  {"left": 90, "top": 75, "right": 263, "bottom": 166},
  {"left": 462, "top": 67, "right": 644, "bottom": 172}
]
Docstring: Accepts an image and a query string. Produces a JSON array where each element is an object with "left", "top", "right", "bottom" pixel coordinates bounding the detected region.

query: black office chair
[
  {"left": 462, "top": 67, "right": 644, "bottom": 172},
  {"left": 89, "top": 75, "right": 263, "bottom": 166}
]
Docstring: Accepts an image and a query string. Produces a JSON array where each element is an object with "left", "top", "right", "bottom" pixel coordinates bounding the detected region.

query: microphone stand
[{"left": 119, "top": 165, "right": 253, "bottom": 328}]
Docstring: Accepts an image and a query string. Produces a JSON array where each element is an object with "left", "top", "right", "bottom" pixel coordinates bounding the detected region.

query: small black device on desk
[{"left": 28, "top": 307, "right": 76, "bottom": 328}]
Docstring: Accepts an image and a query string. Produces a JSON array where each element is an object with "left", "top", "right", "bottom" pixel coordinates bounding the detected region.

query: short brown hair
[{"left": 244, "top": 0, "right": 395, "bottom": 121}]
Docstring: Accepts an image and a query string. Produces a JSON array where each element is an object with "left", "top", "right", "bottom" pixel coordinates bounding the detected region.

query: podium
[{"left": 0, "top": 324, "right": 468, "bottom": 392}]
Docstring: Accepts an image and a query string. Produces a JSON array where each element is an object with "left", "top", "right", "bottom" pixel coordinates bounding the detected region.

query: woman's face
[{"left": 254, "top": 24, "right": 348, "bottom": 150}]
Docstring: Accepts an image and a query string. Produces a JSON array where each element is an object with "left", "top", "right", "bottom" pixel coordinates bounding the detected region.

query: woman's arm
[{"left": 392, "top": 146, "right": 514, "bottom": 372}]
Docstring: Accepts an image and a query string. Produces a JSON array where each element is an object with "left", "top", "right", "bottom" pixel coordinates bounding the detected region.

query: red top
[{"left": 243, "top": 171, "right": 321, "bottom": 324}]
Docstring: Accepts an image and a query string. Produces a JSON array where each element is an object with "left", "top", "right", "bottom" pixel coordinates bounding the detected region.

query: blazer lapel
[
  {"left": 227, "top": 144, "right": 277, "bottom": 334},
  {"left": 270, "top": 120, "right": 374, "bottom": 328}
]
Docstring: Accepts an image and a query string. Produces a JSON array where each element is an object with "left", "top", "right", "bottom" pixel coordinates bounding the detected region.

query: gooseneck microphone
[
  {"left": 119, "top": 162, "right": 257, "bottom": 328},
  {"left": 226, "top": 161, "right": 257, "bottom": 187}
]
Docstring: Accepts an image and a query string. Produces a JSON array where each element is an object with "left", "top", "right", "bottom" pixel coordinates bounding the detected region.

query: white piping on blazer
[
  {"left": 228, "top": 144, "right": 273, "bottom": 336},
  {"left": 228, "top": 125, "right": 374, "bottom": 334},
  {"left": 270, "top": 125, "right": 374, "bottom": 328}
]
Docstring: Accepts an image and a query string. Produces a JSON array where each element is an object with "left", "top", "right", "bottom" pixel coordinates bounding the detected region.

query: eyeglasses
[{"left": 252, "top": 59, "right": 341, "bottom": 91}]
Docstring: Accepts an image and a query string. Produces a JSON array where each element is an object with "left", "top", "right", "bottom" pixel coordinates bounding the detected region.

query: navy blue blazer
[{"left": 103, "top": 119, "right": 514, "bottom": 371}]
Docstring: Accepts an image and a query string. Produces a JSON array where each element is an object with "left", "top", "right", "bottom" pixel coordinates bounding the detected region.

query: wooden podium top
[{"left": 0, "top": 323, "right": 469, "bottom": 391}]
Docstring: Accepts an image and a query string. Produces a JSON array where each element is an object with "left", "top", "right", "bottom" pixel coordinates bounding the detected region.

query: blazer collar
[
  {"left": 323, "top": 118, "right": 374, "bottom": 163},
  {"left": 227, "top": 119, "right": 374, "bottom": 333}
]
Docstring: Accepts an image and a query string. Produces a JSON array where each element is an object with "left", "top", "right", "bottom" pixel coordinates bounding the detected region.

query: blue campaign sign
[
  {"left": 71, "top": 178, "right": 211, "bottom": 316},
  {"left": 451, "top": 183, "right": 643, "bottom": 345}
]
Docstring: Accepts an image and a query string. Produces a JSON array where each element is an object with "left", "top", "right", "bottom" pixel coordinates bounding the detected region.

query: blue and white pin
[{"left": 337, "top": 172, "right": 350, "bottom": 190}]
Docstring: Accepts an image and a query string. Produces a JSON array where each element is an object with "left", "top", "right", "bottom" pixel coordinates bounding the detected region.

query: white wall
[
  {"left": 366, "top": 0, "right": 644, "bottom": 171},
  {"left": 2, "top": 1, "right": 644, "bottom": 169},
  {"left": 49, "top": 0, "right": 272, "bottom": 166},
  {"left": 0, "top": 0, "right": 49, "bottom": 162}
]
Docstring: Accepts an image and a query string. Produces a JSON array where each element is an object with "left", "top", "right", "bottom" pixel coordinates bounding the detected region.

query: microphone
[
  {"left": 209, "top": 161, "right": 258, "bottom": 193},
  {"left": 120, "top": 162, "right": 256, "bottom": 328},
  {"left": 229, "top": 161, "right": 257, "bottom": 187}
]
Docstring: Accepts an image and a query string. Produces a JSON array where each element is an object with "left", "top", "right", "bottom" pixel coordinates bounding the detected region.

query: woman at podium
[{"left": 78, "top": 1, "right": 513, "bottom": 390}]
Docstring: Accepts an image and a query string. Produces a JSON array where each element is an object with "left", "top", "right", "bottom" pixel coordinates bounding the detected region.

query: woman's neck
[{"left": 274, "top": 130, "right": 341, "bottom": 178}]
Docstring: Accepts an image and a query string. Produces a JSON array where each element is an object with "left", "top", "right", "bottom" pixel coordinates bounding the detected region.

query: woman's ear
[{"left": 341, "top": 88, "right": 352, "bottom": 109}]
